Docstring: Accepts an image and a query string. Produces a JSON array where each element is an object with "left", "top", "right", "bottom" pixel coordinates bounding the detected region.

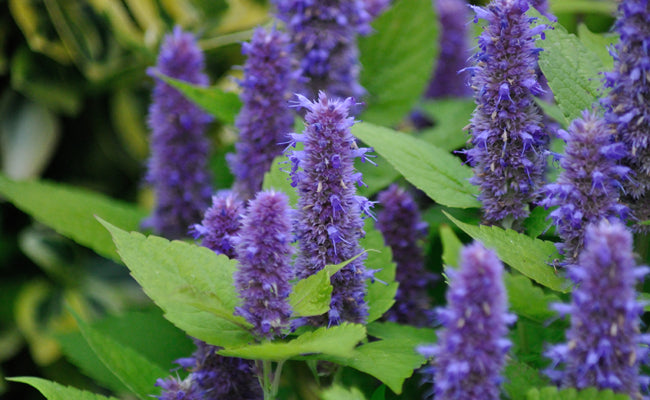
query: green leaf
[
  {"left": 290, "top": 253, "right": 367, "bottom": 318},
  {"left": 527, "top": 386, "right": 632, "bottom": 400},
  {"left": 0, "top": 174, "right": 147, "bottom": 262},
  {"left": 219, "top": 323, "right": 366, "bottom": 361},
  {"left": 537, "top": 17, "right": 605, "bottom": 122},
  {"left": 359, "top": 0, "right": 438, "bottom": 126},
  {"left": 321, "top": 385, "right": 366, "bottom": 400},
  {"left": 7, "top": 377, "right": 120, "bottom": 400},
  {"left": 99, "top": 219, "right": 255, "bottom": 347},
  {"left": 439, "top": 224, "right": 463, "bottom": 268},
  {"left": 525, "top": 207, "right": 553, "bottom": 239},
  {"left": 548, "top": 0, "right": 616, "bottom": 15},
  {"left": 577, "top": 24, "right": 617, "bottom": 72},
  {"left": 370, "top": 385, "right": 387, "bottom": 400},
  {"left": 71, "top": 313, "right": 168, "bottom": 400},
  {"left": 444, "top": 212, "right": 568, "bottom": 292},
  {"left": 503, "top": 359, "right": 549, "bottom": 400},
  {"left": 155, "top": 73, "right": 242, "bottom": 124},
  {"left": 366, "top": 321, "right": 435, "bottom": 346},
  {"left": 362, "top": 220, "right": 397, "bottom": 323},
  {"left": 418, "top": 99, "right": 475, "bottom": 151},
  {"left": 505, "top": 272, "right": 562, "bottom": 323},
  {"left": 352, "top": 123, "right": 480, "bottom": 209},
  {"left": 262, "top": 155, "right": 298, "bottom": 207}
]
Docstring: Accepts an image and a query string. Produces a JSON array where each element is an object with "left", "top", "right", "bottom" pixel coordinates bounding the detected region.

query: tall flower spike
[
  {"left": 426, "top": 0, "right": 472, "bottom": 99},
  {"left": 190, "top": 190, "right": 244, "bottom": 258},
  {"left": 417, "top": 242, "right": 515, "bottom": 400},
  {"left": 144, "top": 27, "right": 213, "bottom": 239},
  {"left": 545, "top": 220, "right": 650, "bottom": 399},
  {"left": 465, "top": 0, "right": 549, "bottom": 228},
  {"left": 234, "top": 191, "right": 294, "bottom": 340},
  {"left": 227, "top": 27, "right": 295, "bottom": 201},
  {"left": 273, "top": 0, "right": 371, "bottom": 101},
  {"left": 289, "top": 92, "right": 374, "bottom": 326},
  {"left": 540, "top": 111, "right": 629, "bottom": 264},
  {"left": 603, "top": 0, "right": 650, "bottom": 231},
  {"left": 376, "top": 184, "right": 435, "bottom": 326}
]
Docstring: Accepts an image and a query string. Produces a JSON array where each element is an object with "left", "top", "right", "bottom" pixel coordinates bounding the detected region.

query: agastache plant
[
  {"left": 603, "top": 0, "right": 650, "bottom": 231},
  {"left": 545, "top": 220, "right": 650, "bottom": 399},
  {"left": 273, "top": 0, "right": 371, "bottom": 101},
  {"left": 144, "top": 27, "right": 213, "bottom": 239},
  {"left": 234, "top": 190, "right": 294, "bottom": 340},
  {"left": 287, "top": 92, "right": 375, "bottom": 326},
  {"left": 465, "top": 0, "right": 549, "bottom": 228},
  {"left": 376, "top": 184, "right": 434, "bottom": 326},
  {"left": 227, "top": 27, "right": 295, "bottom": 201},
  {"left": 364, "top": 0, "right": 391, "bottom": 18},
  {"left": 417, "top": 242, "right": 515, "bottom": 400},
  {"left": 190, "top": 190, "right": 244, "bottom": 258},
  {"left": 540, "top": 111, "right": 629, "bottom": 264}
]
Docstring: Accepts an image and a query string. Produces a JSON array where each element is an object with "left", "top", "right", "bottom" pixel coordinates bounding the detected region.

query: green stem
[{"left": 263, "top": 360, "right": 273, "bottom": 400}]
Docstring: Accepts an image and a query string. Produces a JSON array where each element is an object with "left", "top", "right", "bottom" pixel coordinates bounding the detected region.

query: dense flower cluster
[
  {"left": 376, "top": 184, "right": 434, "bottom": 326},
  {"left": 287, "top": 92, "right": 374, "bottom": 325},
  {"left": 144, "top": 27, "right": 213, "bottom": 239},
  {"left": 426, "top": 0, "right": 472, "bottom": 99},
  {"left": 540, "top": 111, "right": 629, "bottom": 264},
  {"left": 545, "top": 221, "right": 649, "bottom": 399},
  {"left": 190, "top": 190, "right": 244, "bottom": 258},
  {"left": 604, "top": 0, "right": 650, "bottom": 230},
  {"left": 418, "top": 242, "right": 514, "bottom": 400},
  {"left": 227, "top": 27, "right": 295, "bottom": 201},
  {"left": 234, "top": 191, "right": 294, "bottom": 339},
  {"left": 273, "top": 0, "right": 371, "bottom": 101},
  {"left": 465, "top": 0, "right": 549, "bottom": 228}
]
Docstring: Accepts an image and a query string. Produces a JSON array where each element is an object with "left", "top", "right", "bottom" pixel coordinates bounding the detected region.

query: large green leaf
[
  {"left": 218, "top": 323, "right": 366, "bottom": 361},
  {"left": 444, "top": 212, "right": 568, "bottom": 292},
  {"left": 155, "top": 74, "right": 242, "bottom": 124},
  {"left": 352, "top": 123, "right": 480, "bottom": 209},
  {"left": 100, "top": 219, "right": 255, "bottom": 347},
  {"left": 527, "top": 387, "right": 632, "bottom": 400},
  {"left": 73, "top": 313, "right": 168, "bottom": 400},
  {"left": 577, "top": 24, "right": 617, "bottom": 72},
  {"left": 537, "top": 16, "right": 605, "bottom": 122},
  {"left": 359, "top": 0, "right": 438, "bottom": 126},
  {"left": 7, "top": 377, "right": 119, "bottom": 400},
  {"left": 0, "top": 174, "right": 146, "bottom": 262}
]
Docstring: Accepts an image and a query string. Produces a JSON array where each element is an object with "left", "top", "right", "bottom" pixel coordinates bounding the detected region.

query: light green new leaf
[
  {"left": 219, "top": 323, "right": 366, "bottom": 361},
  {"left": 439, "top": 224, "right": 463, "bottom": 268},
  {"left": 72, "top": 314, "right": 167, "bottom": 400},
  {"left": 100, "top": 219, "right": 255, "bottom": 347},
  {"left": 321, "top": 385, "right": 366, "bottom": 400},
  {"left": 262, "top": 155, "right": 298, "bottom": 207},
  {"left": 362, "top": 221, "right": 397, "bottom": 323},
  {"left": 444, "top": 212, "right": 568, "bottom": 292},
  {"left": 7, "top": 377, "right": 120, "bottom": 400},
  {"left": 359, "top": 0, "right": 438, "bottom": 126},
  {"left": 0, "top": 174, "right": 146, "bottom": 262},
  {"left": 352, "top": 123, "right": 480, "bottom": 209},
  {"left": 537, "top": 17, "right": 605, "bottom": 122},
  {"left": 155, "top": 74, "right": 242, "bottom": 124},
  {"left": 527, "top": 386, "right": 631, "bottom": 400}
]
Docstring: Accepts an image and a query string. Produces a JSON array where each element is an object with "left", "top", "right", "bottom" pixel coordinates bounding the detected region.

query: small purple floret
[{"left": 189, "top": 190, "right": 244, "bottom": 258}]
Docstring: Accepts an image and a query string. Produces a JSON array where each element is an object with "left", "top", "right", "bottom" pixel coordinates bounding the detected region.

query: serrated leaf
[
  {"left": 526, "top": 386, "right": 632, "bottom": 400},
  {"left": 362, "top": 220, "right": 397, "bottom": 323},
  {"left": 503, "top": 358, "right": 549, "bottom": 399},
  {"left": 359, "top": 0, "right": 438, "bottom": 126},
  {"left": 262, "top": 155, "right": 298, "bottom": 207},
  {"left": 419, "top": 99, "right": 475, "bottom": 151},
  {"left": 72, "top": 313, "right": 168, "bottom": 400},
  {"left": 577, "top": 24, "right": 617, "bottom": 72},
  {"left": 352, "top": 123, "right": 480, "bottom": 209},
  {"left": 444, "top": 212, "right": 568, "bottom": 292},
  {"left": 0, "top": 174, "right": 146, "bottom": 262},
  {"left": 321, "top": 385, "right": 366, "bottom": 400},
  {"left": 290, "top": 252, "right": 366, "bottom": 318},
  {"left": 155, "top": 73, "right": 242, "bottom": 124},
  {"left": 505, "top": 273, "right": 562, "bottom": 323},
  {"left": 7, "top": 377, "right": 120, "bottom": 400},
  {"left": 537, "top": 16, "right": 605, "bottom": 122},
  {"left": 525, "top": 206, "right": 553, "bottom": 239},
  {"left": 99, "top": 219, "right": 255, "bottom": 347},
  {"left": 219, "top": 323, "right": 366, "bottom": 361}
]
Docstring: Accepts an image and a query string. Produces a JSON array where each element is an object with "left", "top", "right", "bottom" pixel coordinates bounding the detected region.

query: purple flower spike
[
  {"left": 545, "top": 220, "right": 650, "bottom": 399},
  {"left": 418, "top": 242, "right": 515, "bottom": 400},
  {"left": 603, "top": 0, "right": 650, "bottom": 231},
  {"left": 540, "top": 111, "right": 629, "bottom": 264},
  {"left": 289, "top": 92, "right": 374, "bottom": 326},
  {"left": 426, "top": 0, "right": 472, "bottom": 99},
  {"left": 145, "top": 27, "right": 213, "bottom": 239},
  {"left": 234, "top": 191, "right": 294, "bottom": 340},
  {"left": 155, "top": 376, "right": 203, "bottom": 400},
  {"left": 227, "top": 27, "right": 295, "bottom": 201},
  {"left": 189, "top": 190, "right": 245, "bottom": 258},
  {"left": 465, "top": 0, "right": 550, "bottom": 228},
  {"left": 273, "top": 0, "right": 371, "bottom": 101},
  {"left": 376, "top": 184, "right": 435, "bottom": 326}
]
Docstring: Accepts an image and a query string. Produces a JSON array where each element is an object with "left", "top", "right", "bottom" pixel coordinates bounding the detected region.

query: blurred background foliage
[{"left": 0, "top": 0, "right": 616, "bottom": 399}]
